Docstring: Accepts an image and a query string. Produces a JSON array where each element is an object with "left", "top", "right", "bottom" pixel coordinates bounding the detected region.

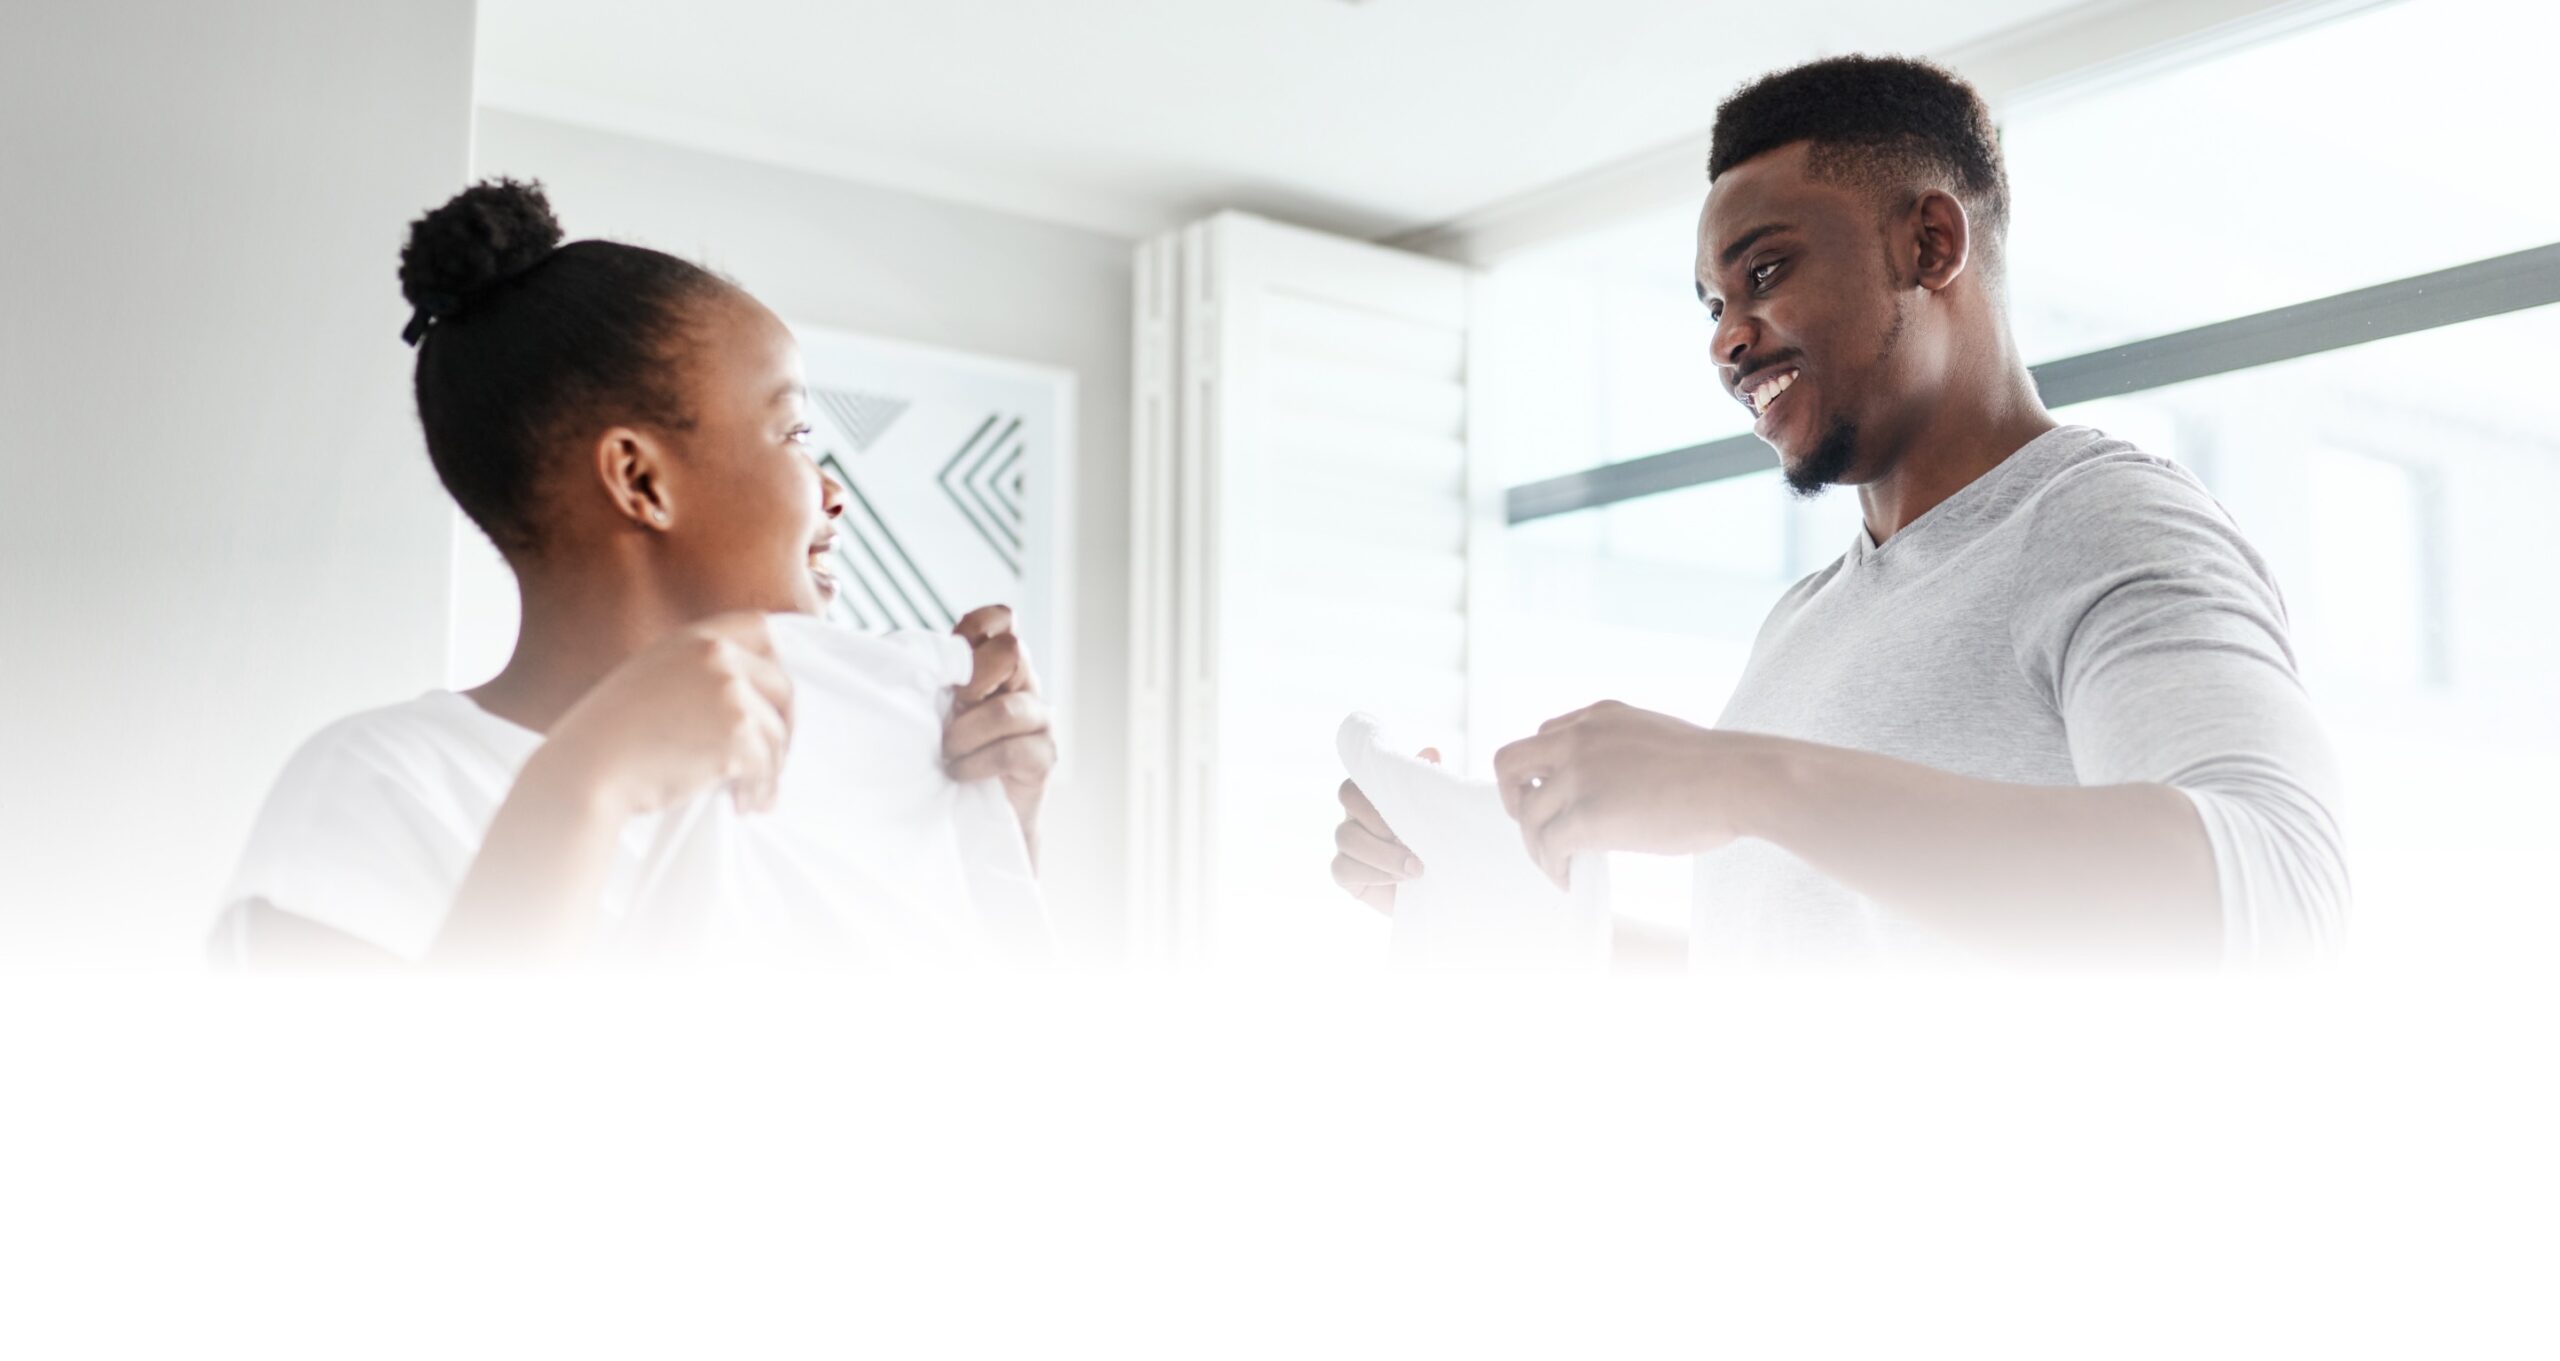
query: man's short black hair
[{"left": 1709, "top": 55, "right": 2011, "bottom": 272}]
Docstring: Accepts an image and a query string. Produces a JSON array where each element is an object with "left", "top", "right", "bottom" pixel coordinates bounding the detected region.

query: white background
[{"left": 1, "top": 967, "right": 2549, "bottom": 1358}]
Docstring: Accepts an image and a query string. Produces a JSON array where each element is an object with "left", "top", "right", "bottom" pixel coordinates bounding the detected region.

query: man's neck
[{"left": 1857, "top": 363, "right": 2056, "bottom": 545}]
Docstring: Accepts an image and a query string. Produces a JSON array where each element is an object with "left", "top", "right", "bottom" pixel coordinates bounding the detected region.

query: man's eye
[
  {"left": 1706, "top": 300, "right": 1724, "bottom": 323},
  {"left": 1752, "top": 260, "right": 1783, "bottom": 287},
  {"left": 786, "top": 424, "right": 813, "bottom": 445}
]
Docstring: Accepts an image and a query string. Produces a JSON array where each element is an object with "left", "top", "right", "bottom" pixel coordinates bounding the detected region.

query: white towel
[{"left": 1335, "top": 714, "right": 1609, "bottom": 969}]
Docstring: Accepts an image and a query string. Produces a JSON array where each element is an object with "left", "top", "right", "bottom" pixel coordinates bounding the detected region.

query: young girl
[{"left": 217, "top": 180, "right": 1057, "bottom": 965}]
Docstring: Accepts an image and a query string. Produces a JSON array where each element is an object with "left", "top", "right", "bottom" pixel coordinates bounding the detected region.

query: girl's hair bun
[{"left": 397, "top": 177, "right": 565, "bottom": 316}]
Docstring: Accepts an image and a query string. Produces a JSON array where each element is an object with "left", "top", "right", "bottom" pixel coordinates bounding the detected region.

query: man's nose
[{"left": 1711, "top": 307, "right": 1756, "bottom": 372}]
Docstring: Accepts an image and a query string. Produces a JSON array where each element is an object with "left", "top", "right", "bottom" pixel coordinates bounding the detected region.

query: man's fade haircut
[{"left": 1708, "top": 55, "right": 2011, "bottom": 283}]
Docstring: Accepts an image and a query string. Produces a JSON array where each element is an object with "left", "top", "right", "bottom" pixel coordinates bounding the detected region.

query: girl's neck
[{"left": 465, "top": 569, "right": 688, "bottom": 734}]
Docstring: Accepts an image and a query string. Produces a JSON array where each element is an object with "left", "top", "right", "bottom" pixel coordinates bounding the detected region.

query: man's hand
[
  {"left": 1329, "top": 748, "right": 1437, "bottom": 914},
  {"left": 1492, "top": 701, "right": 1772, "bottom": 889},
  {"left": 947, "top": 605, "right": 1056, "bottom": 865}
]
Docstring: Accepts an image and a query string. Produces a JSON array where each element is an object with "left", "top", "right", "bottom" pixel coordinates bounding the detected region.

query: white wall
[
  {"left": 0, "top": 1, "right": 478, "bottom": 957},
  {"left": 470, "top": 110, "right": 1136, "bottom": 952}
]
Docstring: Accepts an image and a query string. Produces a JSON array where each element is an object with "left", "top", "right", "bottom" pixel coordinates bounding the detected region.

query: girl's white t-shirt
[{"left": 218, "top": 616, "right": 1048, "bottom": 965}]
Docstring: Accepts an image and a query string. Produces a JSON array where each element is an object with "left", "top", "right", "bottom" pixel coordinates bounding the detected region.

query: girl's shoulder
[{"left": 222, "top": 692, "right": 526, "bottom": 962}]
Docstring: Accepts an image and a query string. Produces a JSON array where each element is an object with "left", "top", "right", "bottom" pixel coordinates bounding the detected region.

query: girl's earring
[{"left": 651, "top": 508, "right": 670, "bottom": 526}]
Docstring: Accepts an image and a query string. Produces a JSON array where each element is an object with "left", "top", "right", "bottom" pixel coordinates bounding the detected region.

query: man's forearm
[{"left": 1737, "top": 739, "right": 2221, "bottom": 962}]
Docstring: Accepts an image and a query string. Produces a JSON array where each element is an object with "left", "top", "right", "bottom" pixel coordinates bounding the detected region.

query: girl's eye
[{"left": 786, "top": 424, "right": 813, "bottom": 446}]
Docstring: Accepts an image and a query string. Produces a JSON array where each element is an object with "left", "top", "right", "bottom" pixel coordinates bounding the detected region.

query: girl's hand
[
  {"left": 947, "top": 606, "right": 1057, "bottom": 859},
  {"left": 541, "top": 612, "right": 796, "bottom": 818}
]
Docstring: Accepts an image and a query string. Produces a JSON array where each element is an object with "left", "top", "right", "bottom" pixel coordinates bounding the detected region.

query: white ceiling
[{"left": 475, "top": 0, "right": 2097, "bottom": 242}]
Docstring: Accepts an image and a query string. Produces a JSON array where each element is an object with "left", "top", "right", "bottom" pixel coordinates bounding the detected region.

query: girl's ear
[{"left": 594, "top": 426, "right": 675, "bottom": 529}]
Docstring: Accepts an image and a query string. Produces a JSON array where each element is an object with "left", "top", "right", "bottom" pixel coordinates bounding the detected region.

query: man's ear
[
  {"left": 1908, "top": 188, "right": 1972, "bottom": 294},
  {"left": 594, "top": 426, "right": 676, "bottom": 530}
]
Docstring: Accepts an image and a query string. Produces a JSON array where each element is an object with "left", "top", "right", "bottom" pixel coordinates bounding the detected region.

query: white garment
[
  {"left": 1336, "top": 714, "right": 1609, "bottom": 969},
  {"left": 219, "top": 615, "right": 1048, "bottom": 965}
]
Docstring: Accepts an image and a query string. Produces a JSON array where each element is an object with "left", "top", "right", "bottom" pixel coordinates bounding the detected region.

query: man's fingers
[
  {"left": 1336, "top": 778, "right": 1396, "bottom": 840},
  {"left": 1529, "top": 808, "right": 1588, "bottom": 891},
  {"left": 1510, "top": 778, "right": 1573, "bottom": 884},
  {"left": 1537, "top": 700, "right": 1616, "bottom": 736},
  {"left": 1490, "top": 736, "right": 1525, "bottom": 808},
  {"left": 1353, "top": 882, "right": 1396, "bottom": 916},
  {"left": 1512, "top": 774, "right": 1567, "bottom": 841},
  {"left": 1335, "top": 819, "right": 1419, "bottom": 880},
  {"left": 1491, "top": 735, "right": 1554, "bottom": 820}
]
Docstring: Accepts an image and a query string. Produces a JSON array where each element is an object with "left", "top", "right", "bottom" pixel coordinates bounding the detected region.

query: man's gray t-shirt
[{"left": 1696, "top": 425, "right": 2348, "bottom": 965}]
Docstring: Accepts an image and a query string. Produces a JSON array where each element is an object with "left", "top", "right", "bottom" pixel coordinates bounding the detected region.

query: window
[{"left": 2002, "top": 0, "right": 2560, "bottom": 362}]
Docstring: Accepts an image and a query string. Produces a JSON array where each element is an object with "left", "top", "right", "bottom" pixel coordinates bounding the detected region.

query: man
[{"left": 1330, "top": 55, "right": 2347, "bottom": 966}]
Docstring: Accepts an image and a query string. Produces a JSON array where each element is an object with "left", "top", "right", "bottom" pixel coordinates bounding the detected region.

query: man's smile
[
  {"left": 1742, "top": 367, "right": 1799, "bottom": 415},
  {"left": 1739, "top": 366, "right": 1802, "bottom": 434}
]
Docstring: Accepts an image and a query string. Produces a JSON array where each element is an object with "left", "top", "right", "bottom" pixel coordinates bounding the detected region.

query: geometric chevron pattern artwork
[
  {"left": 813, "top": 388, "right": 911, "bottom": 455},
  {"left": 787, "top": 325, "right": 1069, "bottom": 716},
  {"left": 939, "top": 414, "right": 1025, "bottom": 574}
]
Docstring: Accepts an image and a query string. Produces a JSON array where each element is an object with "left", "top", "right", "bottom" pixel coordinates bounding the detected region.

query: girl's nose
[{"left": 819, "top": 464, "right": 847, "bottom": 521}]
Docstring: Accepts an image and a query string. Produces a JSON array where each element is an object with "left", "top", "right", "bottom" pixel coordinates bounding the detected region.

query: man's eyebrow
[
  {"left": 1717, "top": 222, "right": 1794, "bottom": 269},
  {"left": 768, "top": 381, "right": 806, "bottom": 407}
]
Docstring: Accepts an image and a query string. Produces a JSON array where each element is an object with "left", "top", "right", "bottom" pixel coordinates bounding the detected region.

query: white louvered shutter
[{"left": 1129, "top": 213, "right": 1492, "bottom": 966}]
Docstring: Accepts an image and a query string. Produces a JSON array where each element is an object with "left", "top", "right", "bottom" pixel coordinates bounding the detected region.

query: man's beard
[
  {"left": 1784, "top": 417, "right": 1859, "bottom": 497},
  {"left": 1783, "top": 290, "right": 1907, "bottom": 497}
]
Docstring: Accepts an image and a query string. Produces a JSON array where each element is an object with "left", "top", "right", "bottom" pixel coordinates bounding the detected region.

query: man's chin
[
  {"left": 1780, "top": 418, "right": 1860, "bottom": 497},
  {"left": 1779, "top": 451, "right": 1836, "bottom": 498}
]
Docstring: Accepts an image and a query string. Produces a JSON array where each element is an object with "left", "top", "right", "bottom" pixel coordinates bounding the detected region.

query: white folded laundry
[{"left": 1335, "top": 713, "right": 1609, "bottom": 969}]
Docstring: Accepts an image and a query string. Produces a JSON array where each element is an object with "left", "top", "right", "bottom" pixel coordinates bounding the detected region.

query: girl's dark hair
[{"left": 396, "top": 178, "right": 730, "bottom": 555}]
